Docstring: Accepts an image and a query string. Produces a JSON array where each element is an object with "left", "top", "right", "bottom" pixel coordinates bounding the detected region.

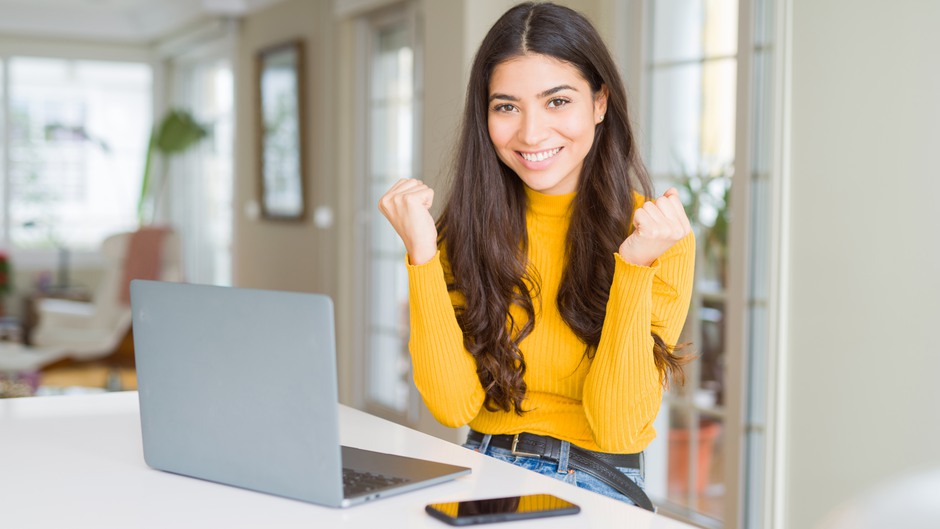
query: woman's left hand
[{"left": 618, "top": 187, "right": 692, "bottom": 267}]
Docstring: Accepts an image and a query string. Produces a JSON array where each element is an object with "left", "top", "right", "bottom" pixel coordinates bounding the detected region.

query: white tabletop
[{"left": 0, "top": 392, "right": 697, "bottom": 529}]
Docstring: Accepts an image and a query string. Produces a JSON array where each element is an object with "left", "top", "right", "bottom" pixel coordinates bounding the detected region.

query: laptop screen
[{"left": 132, "top": 280, "right": 345, "bottom": 505}]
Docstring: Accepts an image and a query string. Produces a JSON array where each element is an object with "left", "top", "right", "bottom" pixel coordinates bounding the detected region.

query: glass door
[
  {"left": 166, "top": 54, "right": 234, "bottom": 286},
  {"left": 641, "top": 1, "right": 779, "bottom": 527},
  {"left": 358, "top": 6, "right": 421, "bottom": 424},
  {"left": 644, "top": 0, "right": 739, "bottom": 524}
]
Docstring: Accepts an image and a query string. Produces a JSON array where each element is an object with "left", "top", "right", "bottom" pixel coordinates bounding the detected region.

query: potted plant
[
  {"left": 137, "top": 109, "right": 208, "bottom": 225},
  {"left": 675, "top": 162, "right": 732, "bottom": 289}
]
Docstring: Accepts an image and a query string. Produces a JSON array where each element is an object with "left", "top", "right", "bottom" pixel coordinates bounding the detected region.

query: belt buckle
[{"left": 510, "top": 434, "right": 541, "bottom": 458}]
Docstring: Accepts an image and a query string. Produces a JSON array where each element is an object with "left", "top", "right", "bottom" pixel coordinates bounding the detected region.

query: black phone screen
[{"left": 425, "top": 493, "right": 580, "bottom": 525}]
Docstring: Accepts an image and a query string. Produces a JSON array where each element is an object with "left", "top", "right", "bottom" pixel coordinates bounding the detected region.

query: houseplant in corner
[
  {"left": 137, "top": 109, "right": 208, "bottom": 225},
  {"left": 676, "top": 161, "right": 732, "bottom": 289}
]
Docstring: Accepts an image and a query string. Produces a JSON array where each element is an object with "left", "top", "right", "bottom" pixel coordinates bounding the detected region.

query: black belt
[{"left": 467, "top": 431, "right": 654, "bottom": 512}]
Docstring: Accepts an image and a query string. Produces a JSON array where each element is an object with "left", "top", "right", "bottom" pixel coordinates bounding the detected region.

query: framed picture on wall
[{"left": 256, "top": 39, "right": 306, "bottom": 221}]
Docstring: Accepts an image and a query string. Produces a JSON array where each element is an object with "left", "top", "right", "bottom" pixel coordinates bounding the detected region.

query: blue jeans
[{"left": 463, "top": 433, "right": 646, "bottom": 506}]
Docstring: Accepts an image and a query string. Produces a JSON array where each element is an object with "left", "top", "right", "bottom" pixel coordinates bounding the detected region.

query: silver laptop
[{"left": 131, "top": 280, "right": 470, "bottom": 507}]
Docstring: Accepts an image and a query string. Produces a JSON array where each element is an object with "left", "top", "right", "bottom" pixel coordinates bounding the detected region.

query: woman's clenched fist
[{"left": 378, "top": 179, "right": 438, "bottom": 266}]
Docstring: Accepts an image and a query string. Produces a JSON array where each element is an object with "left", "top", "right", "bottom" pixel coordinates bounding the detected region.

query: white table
[{"left": 0, "top": 392, "right": 698, "bottom": 529}]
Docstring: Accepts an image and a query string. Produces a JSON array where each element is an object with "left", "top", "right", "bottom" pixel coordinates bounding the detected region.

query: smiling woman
[{"left": 377, "top": 1, "right": 695, "bottom": 512}]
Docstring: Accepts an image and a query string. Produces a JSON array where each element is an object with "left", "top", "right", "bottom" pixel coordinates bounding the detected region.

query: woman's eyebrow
[
  {"left": 489, "top": 92, "right": 518, "bottom": 102},
  {"left": 538, "top": 84, "right": 577, "bottom": 98},
  {"left": 488, "top": 84, "right": 578, "bottom": 103}
]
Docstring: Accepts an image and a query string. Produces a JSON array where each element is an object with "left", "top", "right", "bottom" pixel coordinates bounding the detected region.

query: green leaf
[{"left": 137, "top": 109, "right": 209, "bottom": 225}]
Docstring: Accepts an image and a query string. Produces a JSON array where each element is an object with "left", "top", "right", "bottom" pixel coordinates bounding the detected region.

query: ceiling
[{"left": 0, "top": 0, "right": 287, "bottom": 43}]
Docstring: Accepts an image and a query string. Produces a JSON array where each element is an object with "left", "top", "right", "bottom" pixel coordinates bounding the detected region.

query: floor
[
  {"left": 36, "top": 364, "right": 138, "bottom": 395},
  {"left": 32, "top": 330, "right": 139, "bottom": 395}
]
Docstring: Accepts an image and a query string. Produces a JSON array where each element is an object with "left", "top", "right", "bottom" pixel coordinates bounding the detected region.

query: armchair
[{"left": 31, "top": 228, "right": 182, "bottom": 363}]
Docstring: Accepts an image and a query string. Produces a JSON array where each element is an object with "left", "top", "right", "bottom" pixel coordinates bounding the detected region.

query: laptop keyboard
[{"left": 343, "top": 468, "right": 410, "bottom": 496}]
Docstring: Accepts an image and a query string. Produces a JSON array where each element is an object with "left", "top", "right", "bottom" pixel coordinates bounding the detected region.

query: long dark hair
[{"left": 437, "top": 2, "right": 689, "bottom": 415}]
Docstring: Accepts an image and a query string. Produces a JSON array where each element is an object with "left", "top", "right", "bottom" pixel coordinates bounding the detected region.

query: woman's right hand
[
  {"left": 378, "top": 179, "right": 438, "bottom": 265},
  {"left": 618, "top": 187, "right": 692, "bottom": 267}
]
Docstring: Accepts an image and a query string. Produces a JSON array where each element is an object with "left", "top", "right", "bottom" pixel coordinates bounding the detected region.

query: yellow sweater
[{"left": 406, "top": 187, "right": 695, "bottom": 453}]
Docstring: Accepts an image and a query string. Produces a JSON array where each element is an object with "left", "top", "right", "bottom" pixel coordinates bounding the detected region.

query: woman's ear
[{"left": 594, "top": 85, "right": 609, "bottom": 124}]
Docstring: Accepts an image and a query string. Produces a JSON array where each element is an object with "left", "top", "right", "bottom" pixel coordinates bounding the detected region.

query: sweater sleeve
[
  {"left": 406, "top": 251, "right": 486, "bottom": 427},
  {"left": 582, "top": 231, "right": 695, "bottom": 452}
]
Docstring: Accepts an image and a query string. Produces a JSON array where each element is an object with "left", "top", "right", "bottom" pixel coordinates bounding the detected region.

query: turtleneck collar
[{"left": 524, "top": 185, "right": 576, "bottom": 218}]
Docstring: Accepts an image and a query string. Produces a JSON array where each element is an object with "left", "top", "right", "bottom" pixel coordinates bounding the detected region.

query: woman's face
[{"left": 487, "top": 53, "right": 607, "bottom": 195}]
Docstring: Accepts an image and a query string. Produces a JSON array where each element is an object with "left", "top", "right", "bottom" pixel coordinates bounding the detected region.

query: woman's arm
[
  {"left": 583, "top": 228, "right": 696, "bottom": 452},
  {"left": 407, "top": 252, "right": 486, "bottom": 427},
  {"left": 379, "top": 179, "right": 485, "bottom": 426}
]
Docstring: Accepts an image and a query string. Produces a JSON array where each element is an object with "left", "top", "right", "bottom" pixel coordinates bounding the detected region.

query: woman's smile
[{"left": 517, "top": 146, "right": 563, "bottom": 166}]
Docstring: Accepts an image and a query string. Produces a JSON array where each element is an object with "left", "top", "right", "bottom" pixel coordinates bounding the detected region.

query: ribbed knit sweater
[{"left": 406, "top": 186, "right": 695, "bottom": 453}]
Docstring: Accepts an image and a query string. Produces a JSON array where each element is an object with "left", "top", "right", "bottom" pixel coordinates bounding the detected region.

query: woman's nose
[{"left": 518, "top": 110, "right": 550, "bottom": 146}]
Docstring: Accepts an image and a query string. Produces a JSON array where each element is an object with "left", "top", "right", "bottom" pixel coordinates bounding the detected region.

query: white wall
[{"left": 784, "top": 1, "right": 940, "bottom": 527}]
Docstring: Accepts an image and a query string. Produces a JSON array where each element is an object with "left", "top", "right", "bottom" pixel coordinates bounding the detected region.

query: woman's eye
[
  {"left": 493, "top": 103, "right": 517, "bottom": 112},
  {"left": 547, "top": 98, "right": 569, "bottom": 108}
]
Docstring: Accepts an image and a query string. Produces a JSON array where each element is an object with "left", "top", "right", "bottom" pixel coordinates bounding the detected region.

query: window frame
[{"left": 162, "top": 35, "right": 236, "bottom": 287}]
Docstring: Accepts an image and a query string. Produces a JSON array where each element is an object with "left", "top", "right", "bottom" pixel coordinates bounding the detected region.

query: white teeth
[{"left": 521, "top": 147, "right": 560, "bottom": 162}]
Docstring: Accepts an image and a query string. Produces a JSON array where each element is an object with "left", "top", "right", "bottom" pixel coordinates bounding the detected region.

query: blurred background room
[{"left": 0, "top": 1, "right": 937, "bottom": 528}]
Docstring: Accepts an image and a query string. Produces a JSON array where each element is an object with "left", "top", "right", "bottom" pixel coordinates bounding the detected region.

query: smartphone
[{"left": 425, "top": 493, "right": 580, "bottom": 526}]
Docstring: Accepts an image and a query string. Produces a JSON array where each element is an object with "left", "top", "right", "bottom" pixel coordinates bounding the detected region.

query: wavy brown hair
[{"left": 437, "top": 2, "right": 691, "bottom": 415}]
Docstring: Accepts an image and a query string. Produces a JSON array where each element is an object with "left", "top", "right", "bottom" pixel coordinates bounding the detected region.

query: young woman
[{"left": 378, "top": 2, "right": 694, "bottom": 509}]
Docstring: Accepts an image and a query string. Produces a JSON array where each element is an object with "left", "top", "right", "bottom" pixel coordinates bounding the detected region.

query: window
[
  {"left": 165, "top": 53, "right": 234, "bottom": 287},
  {"left": 644, "top": 0, "right": 738, "bottom": 524},
  {"left": 2, "top": 57, "right": 151, "bottom": 253},
  {"left": 641, "top": 1, "right": 779, "bottom": 527},
  {"left": 358, "top": 7, "right": 422, "bottom": 422}
]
